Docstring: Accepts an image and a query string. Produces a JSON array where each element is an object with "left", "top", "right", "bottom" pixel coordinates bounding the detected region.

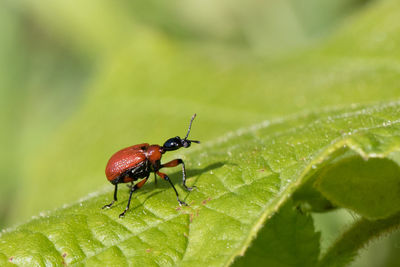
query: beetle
[{"left": 103, "top": 114, "right": 200, "bottom": 217}]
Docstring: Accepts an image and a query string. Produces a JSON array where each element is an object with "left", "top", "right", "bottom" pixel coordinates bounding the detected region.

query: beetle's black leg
[
  {"left": 161, "top": 159, "right": 196, "bottom": 191},
  {"left": 156, "top": 171, "right": 187, "bottom": 206},
  {"left": 119, "top": 177, "right": 148, "bottom": 218},
  {"left": 179, "top": 160, "right": 196, "bottom": 191},
  {"left": 119, "top": 187, "right": 134, "bottom": 218},
  {"left": 102, "top": 184, "right": 118, "bottom": 209},
  {"left": 154, "top": 172, "right": 157, "bottom": 186}
]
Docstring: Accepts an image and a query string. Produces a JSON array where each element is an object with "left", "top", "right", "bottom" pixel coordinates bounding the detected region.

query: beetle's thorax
[{"left": 145, "top": 145, "right": 163, "bottom": 165}]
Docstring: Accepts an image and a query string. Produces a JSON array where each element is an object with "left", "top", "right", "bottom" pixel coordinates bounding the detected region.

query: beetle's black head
[
  {"left": 163, "top": 136, "right": 200, "bottom": 151},
  {"left": 162, "top": 114, "right": 200, "bottom": 152}
]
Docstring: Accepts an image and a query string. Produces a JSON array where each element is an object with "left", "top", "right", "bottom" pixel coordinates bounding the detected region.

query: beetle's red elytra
[{"left": 103, "top": 114, "right": 200, "bottom": 218}]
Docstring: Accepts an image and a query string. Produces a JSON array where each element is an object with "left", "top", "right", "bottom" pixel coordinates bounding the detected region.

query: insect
[{"left": 103, "top": 114, "right": 200, "bottom": 217}]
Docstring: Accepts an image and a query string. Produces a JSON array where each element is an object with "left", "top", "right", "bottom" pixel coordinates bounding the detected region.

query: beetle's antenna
[{"left": 184, "top": 114, "right": 196, "bottom": 140}]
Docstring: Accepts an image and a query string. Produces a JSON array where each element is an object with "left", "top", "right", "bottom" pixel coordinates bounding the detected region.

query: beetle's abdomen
[
  {"left": 105, "top": 144, "right": 149, "bottom": 181},
  {"left": 110, "top": 160, "right": 150, "bottom": 185}
]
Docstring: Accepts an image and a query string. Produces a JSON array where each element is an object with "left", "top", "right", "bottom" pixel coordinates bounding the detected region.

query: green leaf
[
  {"left": 232, "top": 200, "right": 320, "bottom": 267},
  {"left": 315, "top": 153, "right": 400, "bottom": 220},
  {"left": 1, "top": 100, "right": 400, "bottom": 266},
  {"left": 319, "top": 212, "right": 400, "bottom": 267}
]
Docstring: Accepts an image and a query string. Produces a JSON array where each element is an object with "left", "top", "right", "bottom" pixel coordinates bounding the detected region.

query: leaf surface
[{"left": 1, "top": 101, "right": 400, "bottom": 266}]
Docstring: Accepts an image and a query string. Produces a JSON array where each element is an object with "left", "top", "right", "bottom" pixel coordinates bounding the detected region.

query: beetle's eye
[{"left": 183, "top": 140, "right": 191, "bottom": 148}]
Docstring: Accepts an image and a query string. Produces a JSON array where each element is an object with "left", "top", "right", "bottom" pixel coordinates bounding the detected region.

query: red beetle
[{"left": 103, "top": 114, "right": 200, "bottom": 217}]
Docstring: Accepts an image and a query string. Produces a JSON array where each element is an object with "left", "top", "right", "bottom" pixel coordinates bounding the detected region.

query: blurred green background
[{"left": 1, "top": 0, "right": 400, "bottom": 266}]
